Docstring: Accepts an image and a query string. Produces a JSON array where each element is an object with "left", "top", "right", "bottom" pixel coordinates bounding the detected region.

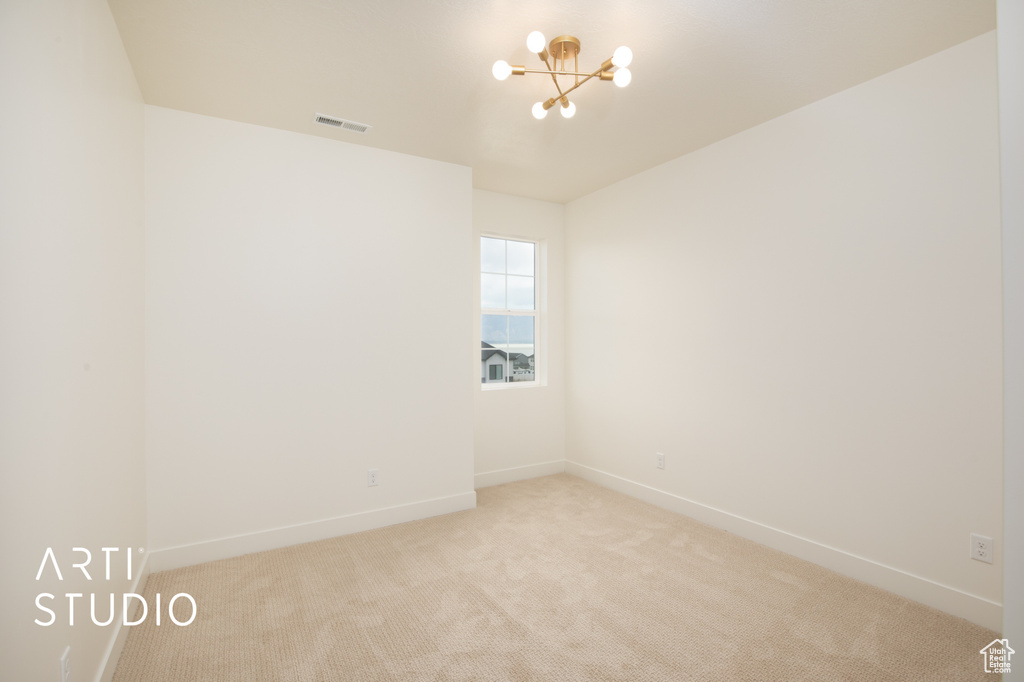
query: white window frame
[{"left": 480, "top": 234, "right": 540, "bottom": 391}]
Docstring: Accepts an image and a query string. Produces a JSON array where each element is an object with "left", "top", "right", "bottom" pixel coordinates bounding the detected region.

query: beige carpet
[{"left": 114, "top": 474, "right": 998, "bottom": 681}]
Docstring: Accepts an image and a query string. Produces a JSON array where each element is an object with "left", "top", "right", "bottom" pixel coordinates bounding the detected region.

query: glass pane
[
  {"left": 482, "top": 315, "right": 509, "bottom": 347},
  {"left": 507, "top": 275, "right": 534, "bottom": 311},
  {"left": 481, "top": 237, "right": 506, "bottom": 274},
  {"left": 482, "top": 315, "right": 509, "bottom": 384},
  {"left": 508, "top": 316, "right": 535, "bottom": 382},
  {"left": 481, "top": 273, "right": 506, "bottom": 309},
  {"left": 508, "top": 347, "right": 534, "bottom": 382},
  {"left": 508, "top": 315, "right": 534, "bottom": 347},
  {"left": 506, "top": 240, "right": 534, "bottom": 276}
]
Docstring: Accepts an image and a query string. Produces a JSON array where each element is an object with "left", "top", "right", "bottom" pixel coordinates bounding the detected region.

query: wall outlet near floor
[
  {"left": 655, "top": 452, "right": 665, "bottom": 470},
  {"left": 970, "top": 533, "right": 993, "bottom": 564},
  {"left": 367, "top": 469, "right": 379, "bottom": 487},
  {"left": 58, "top": 645, "right": 70, "bottom": 682}
]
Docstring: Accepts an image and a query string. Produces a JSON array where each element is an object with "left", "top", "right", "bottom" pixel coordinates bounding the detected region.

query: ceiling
[{"left": 106, "top": 0, "right": 995, "bottom": 204}]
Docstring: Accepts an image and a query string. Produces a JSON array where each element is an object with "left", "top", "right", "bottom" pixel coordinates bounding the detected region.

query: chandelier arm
[
  {"left": 549, "top": 72, "right": 567, "bottom": 99},
  {"left": 540, "top": 53, "right": 568, "bottom": 99},
  {"left": 519, "top": 68, "right": 610, "bottom": 78},
  {"left": 547, "top": 66, "right": 604, "bottom": 101}
]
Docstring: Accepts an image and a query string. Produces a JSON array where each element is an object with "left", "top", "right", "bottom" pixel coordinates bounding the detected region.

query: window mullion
[{"left": 505, "top": 314, "right": 511, "bottom": 383}]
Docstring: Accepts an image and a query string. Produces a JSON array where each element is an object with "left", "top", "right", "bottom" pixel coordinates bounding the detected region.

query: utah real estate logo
[{"left": 980, "top": 638, "right": 1014, "bottom": 674}]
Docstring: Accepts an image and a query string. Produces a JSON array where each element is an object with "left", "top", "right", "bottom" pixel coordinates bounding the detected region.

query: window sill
[{"left": 480, "top": 381, "right": 542, "bottom": 392}]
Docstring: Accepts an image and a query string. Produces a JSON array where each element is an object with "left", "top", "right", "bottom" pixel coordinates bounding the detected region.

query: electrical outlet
[
  {"left": 59, "top": 646, "right": 70, "bottom": 682},
  {"left": 367, "top": 469, "right": 379, "bottom": 487},
  {"left": 971, "top": 533, "right": 993, "bottom": 564},
  {"left": 656, "top": 452, "right": 665, "bottom": 470}
]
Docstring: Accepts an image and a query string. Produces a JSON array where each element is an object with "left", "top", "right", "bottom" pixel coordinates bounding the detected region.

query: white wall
[
  {"left": 473, "top": 190, "right": 566, "bottom": 487},
  {"left": 565, "top": 33, "right": 1003, "bottom": 629},
  {"left": 998, "top": 0, "right": 1024, "bottom": 653},
  {"left": 0, "top": 0, "right": 147, "bottom": 680},
  {"left": 144, "top": 107, "right": 475, "bottom": 569}
]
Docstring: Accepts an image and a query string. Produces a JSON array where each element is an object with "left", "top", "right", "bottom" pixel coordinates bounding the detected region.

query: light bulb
[
  {"left": 492, "top": 60, "right": 512, "bottom": 81},
  {"left": 527, "top": 31, "right": 547, "bottom": 54},
  {"left": 560, "top": 101, "right": 576, "bottom": 119},
  {"left": 532, "top": 102, "right": 548, "bottom": 119},
  {"left": 613, "top": 67, "right": 632, "bottom": 88},
  {"left": 612, "top": 46, "right": 633, "bottom": 68}
]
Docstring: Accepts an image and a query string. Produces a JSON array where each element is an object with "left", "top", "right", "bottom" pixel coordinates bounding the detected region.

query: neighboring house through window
[{"left": 481, "top": 236, "right": 536, "bottom": 385}]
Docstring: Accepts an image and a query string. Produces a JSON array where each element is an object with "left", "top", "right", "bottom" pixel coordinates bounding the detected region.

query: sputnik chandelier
[{"left": 492, "top": 31, "right": 632, "bottom": 119}]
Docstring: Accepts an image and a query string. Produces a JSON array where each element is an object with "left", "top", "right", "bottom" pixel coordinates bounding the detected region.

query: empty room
[{"left": 2, "top": 0, "right": 1021, "bottom": 680}]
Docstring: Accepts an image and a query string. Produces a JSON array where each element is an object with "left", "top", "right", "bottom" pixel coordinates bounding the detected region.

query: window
[{"left": 481, "top": 236, "right": 536, "bottom": 385}]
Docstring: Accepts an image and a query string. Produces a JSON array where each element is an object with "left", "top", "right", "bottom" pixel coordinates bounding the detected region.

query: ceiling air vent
[{"left": 313, "top": 113, "right": 372, "bottom": 134}]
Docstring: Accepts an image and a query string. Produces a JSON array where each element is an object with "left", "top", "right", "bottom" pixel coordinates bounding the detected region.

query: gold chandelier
[{"left": 492, "top": 31, "right": 632, "bottom": 119}]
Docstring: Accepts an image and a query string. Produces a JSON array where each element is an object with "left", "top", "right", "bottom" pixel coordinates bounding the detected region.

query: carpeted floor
[{"left": 113, "top": 474, "right": 999, "bottom": 681}]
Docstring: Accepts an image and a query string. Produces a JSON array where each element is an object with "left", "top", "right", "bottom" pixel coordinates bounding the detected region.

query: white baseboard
[
  {"left": 97, "top": 550, "right": 151, "bottom": 682},
  {"left": 147, "top": 491, "right": 477, "bottom": 574},
  {"left": 565, "top": 460, "right": 1002, "bottom": 631},
  {"left": 475, "top": 460, "right": 566, "bottom": 489}
]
